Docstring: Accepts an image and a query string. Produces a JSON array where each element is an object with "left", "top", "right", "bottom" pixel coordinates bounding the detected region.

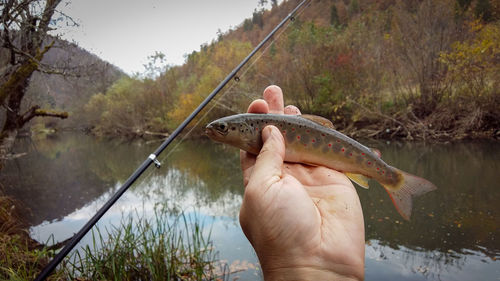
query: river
[{"left": 1, "top": 133, "right": 499, "bottom": 280}]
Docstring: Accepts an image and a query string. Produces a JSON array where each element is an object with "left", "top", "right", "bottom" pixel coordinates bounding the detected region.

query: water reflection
[
  {"left": 0, "top": 133, "right": 498, "bottom": 280},
  {"left": 360, "top": 141, "right": 499, "bottom": 258}
]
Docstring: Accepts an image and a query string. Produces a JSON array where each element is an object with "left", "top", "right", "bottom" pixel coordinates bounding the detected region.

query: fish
[{"left": 205, "top": 113, "right": 437, "bottom": 220}]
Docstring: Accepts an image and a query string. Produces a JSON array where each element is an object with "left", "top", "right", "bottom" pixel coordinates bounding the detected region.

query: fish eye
[{"left": 218, "top": 122, "right": 228, "bottom": 132}]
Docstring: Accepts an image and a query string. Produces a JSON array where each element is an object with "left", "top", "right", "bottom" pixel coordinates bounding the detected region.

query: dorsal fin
[
  {"left": 300, "top": 114, "right": 335, "bottom": 129},
  {"left": 371, "top": 148, "right": 381, "bottom": 158}
]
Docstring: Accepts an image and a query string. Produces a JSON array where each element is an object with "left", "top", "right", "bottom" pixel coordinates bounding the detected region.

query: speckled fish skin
[{"left": 205, "top": 113, "right": 437, "bottom": 220}]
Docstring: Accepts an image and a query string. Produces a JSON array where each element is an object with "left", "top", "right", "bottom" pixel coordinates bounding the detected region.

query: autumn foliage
[{"left": 83, "top": 0, "right": 500, "bottom": 140}]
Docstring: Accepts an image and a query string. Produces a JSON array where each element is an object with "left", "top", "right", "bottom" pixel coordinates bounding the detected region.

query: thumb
[{"left": 246, "top": 125, "right": 285, "bottom": 193}]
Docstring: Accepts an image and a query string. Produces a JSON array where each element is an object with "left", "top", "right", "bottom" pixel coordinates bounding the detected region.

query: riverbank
[
  {"left": 0, "top": 191, "right": 229, "bottom": 280},
  {"left": 338, "top": 100, "right": 500, "bottom": 142},
  {"left": 0, "top": 195, "right": 65, "bottom": 280},
  {"left": 77, "top": 107, "right": 500, "bottom": 143}
]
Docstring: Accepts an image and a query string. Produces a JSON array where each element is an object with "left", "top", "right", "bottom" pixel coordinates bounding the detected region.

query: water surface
[{"left": 1, "top": 133, "right": 498, "bottom": 280}]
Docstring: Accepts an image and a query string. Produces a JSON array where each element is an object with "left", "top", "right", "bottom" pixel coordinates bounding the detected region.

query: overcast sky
[{"left": 57, "top": 0, "right": 276, "bottom": 75}]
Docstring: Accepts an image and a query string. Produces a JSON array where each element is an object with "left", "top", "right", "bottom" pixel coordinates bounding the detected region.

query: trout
[{"left": 205, "top": 113, "right": 436, "bottom": 220}]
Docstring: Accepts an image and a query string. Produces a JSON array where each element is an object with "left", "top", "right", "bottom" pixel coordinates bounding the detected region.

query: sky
[{"left": 56, "top": 0, "right": 275, "bottom": 75}]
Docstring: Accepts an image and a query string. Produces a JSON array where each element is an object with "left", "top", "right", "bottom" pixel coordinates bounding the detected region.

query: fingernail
[
  {"left": 264, "top": 126, "right": 284, "bottom": 144},
  {"left": 262, "top": 126, "right": 272, "bottom": 142},
  {"left": 262, "top": 125, "right": 277, "bottom": 142},
  {"left": 284, "top": 105, "right": 301, "bottom": 115}
]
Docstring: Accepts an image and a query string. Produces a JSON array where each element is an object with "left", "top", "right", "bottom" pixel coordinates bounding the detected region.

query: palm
[{"left": 240, "top": 158, "right": 365, "bottom": 272}]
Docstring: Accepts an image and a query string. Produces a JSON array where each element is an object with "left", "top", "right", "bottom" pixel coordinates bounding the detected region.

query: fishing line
[
  {"left": 34, "top": 1, "right": 310, "bottom": 280},
  {"left": 201, "top": 0, "right": 312, "bottom": 113},
  {"left": 157, "top": 3, "right": 310, "bottom": 162},
  {"left": 189, "top": 1, "right": 310, "bottom": 119}
]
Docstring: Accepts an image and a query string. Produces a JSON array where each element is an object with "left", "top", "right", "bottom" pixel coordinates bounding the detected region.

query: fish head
[{"left": 205, "top": 115, "right": 262, "bottom": 154}]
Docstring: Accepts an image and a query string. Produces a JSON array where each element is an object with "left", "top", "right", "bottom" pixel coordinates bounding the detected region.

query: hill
[
  {"left": 0, "top": 37, "right": 125, "bottom": 130},
  {"left": 82, "top": 0, "right": 500, "bottom": 140}
]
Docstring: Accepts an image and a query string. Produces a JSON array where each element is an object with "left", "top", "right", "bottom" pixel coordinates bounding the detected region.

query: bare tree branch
[{"left": 19, "top": 104, "right": 68, "bottom": 126}]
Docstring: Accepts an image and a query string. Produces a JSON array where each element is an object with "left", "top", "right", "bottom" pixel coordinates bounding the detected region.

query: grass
[
  {"left": 1, "top": 195, "right": 228, "bottom": 280},
  {"left": 64, "top": 206, "right": 228, "bottom": 280},
  {"left": 0, "top": 195, "right": 64, "bottom": 281}
]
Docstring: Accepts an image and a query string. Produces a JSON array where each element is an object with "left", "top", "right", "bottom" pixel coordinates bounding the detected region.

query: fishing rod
[{"left": 35, "top": 0, "right": 309, "bottom": 280}]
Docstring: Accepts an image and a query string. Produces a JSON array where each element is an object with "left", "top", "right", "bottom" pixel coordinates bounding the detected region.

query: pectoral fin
[{"left": 345, "top": 172, "right": 370, "bottom": 189}]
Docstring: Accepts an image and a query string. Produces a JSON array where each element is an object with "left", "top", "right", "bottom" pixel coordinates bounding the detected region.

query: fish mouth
[
  {"left": 205, "top": 123, "right": 219, "bottom": 139},
  {"left": 205, "top": 125, "right": 214, "bottom": 138}
]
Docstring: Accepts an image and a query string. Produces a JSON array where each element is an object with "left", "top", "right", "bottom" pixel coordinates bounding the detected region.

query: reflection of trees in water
[
  {"left": 3, "top": 131, "right": 498, "bottom": 274},
  {"left": 0, "top": 135, "right": 115, "bottom": 225},
  {"left": 366, "top": 239, "right": 495, "bottom": 281},
  {"left": 133, "top": 169, "right": 242, "bottom": 219},
  {"left": 360, "top": 140, "right": 499, "bottom": 275},
  {"left": 1, "top": 134, "right": 243, "bottom": 226},
  {"left": 132, "top": 139, "right": 244, "bottom": 218}
]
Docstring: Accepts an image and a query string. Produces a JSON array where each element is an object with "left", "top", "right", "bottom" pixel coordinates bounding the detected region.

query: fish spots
[
  {"left": 282, "top": 130, "right": 286, "bottom": 134},
  {"left": 349, "top": 153, "right": 353, "bottom": 156},
  {"left": 356, "top": 156, "right": 363, "bottom": 163},
  {"left": 336, "top": 140, "right": 340, "bottom": 143},
  {"left": 341, "top": 148, "right": 345, "bottom": 152},
  {"left": 321, "top": 133, "right": 326, "bottom": 137},
  {"left": 306, "top": 129, "right": 310, "bottom": 133},
  {"left": 297, "top": 135, "right": 301, "bottom": 140},
  {"left": 367, "top": 161, "right": 372, "bottom": 165},
  {"left": 300, "top": 134, "right": 310, "bottom": 144},
  {"left": 291, "top": 128, "right": 296, "bottom": 132},
  {"left": 311, "top": 139, "right": 316, "bottom": 143},
  {"left": 377, "top": 167, "right": 380, "bottom": 171},
  {"left": 255, "top": 127, "right": 259, "bottom": 131},
  {"left": 361, "top": 153, "right": 365, "bottom": 156},
  {"left": 328, "top": 143, "right": 332, "bottom": 147},
  {"left": 332, "top": 142, "right": 342, "bottom": 151}
]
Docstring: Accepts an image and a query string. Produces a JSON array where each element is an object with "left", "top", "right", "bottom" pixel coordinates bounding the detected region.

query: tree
[
  {"left": 389, "top": 0, "right": 460, "bottom": 115},
  {"left": 142, "top": 51, "right": 168, "bottom": 79},
  {"left": 252, "top": 9, "right": 264, "bottom": 29},
  {"left": 475, "top": 0, "right": 493, "bottom": 22},
  {"left": 348, "top": 0, "right": 360, "bottom": 17},
  {"left": 330, "top": 4, "right": 340, "bottom": 26},
  {"left": 0, "top": 0, "right": 68, "bottom": 169}
]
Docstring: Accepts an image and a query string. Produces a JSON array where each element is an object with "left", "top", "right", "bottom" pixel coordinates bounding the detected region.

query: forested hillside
[
  {"left": 82, "top": 0, "right": 500, "bottom": 140},
  {"left": 0, "top": 37, "right": 124, "bottom": 131}
]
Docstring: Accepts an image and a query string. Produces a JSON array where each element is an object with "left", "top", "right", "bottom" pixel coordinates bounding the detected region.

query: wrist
[{"left": 263, "top": 266, "right": 363, "bottom": 281}]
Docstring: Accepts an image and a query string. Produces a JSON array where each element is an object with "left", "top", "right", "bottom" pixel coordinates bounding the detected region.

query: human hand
[{"left": 239, "top": 85, "right": 365, "bottom": 280}]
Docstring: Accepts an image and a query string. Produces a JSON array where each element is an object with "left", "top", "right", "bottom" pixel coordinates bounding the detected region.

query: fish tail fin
[{"left": 382, "top": 169, "right": 437, "bottom": 220}]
